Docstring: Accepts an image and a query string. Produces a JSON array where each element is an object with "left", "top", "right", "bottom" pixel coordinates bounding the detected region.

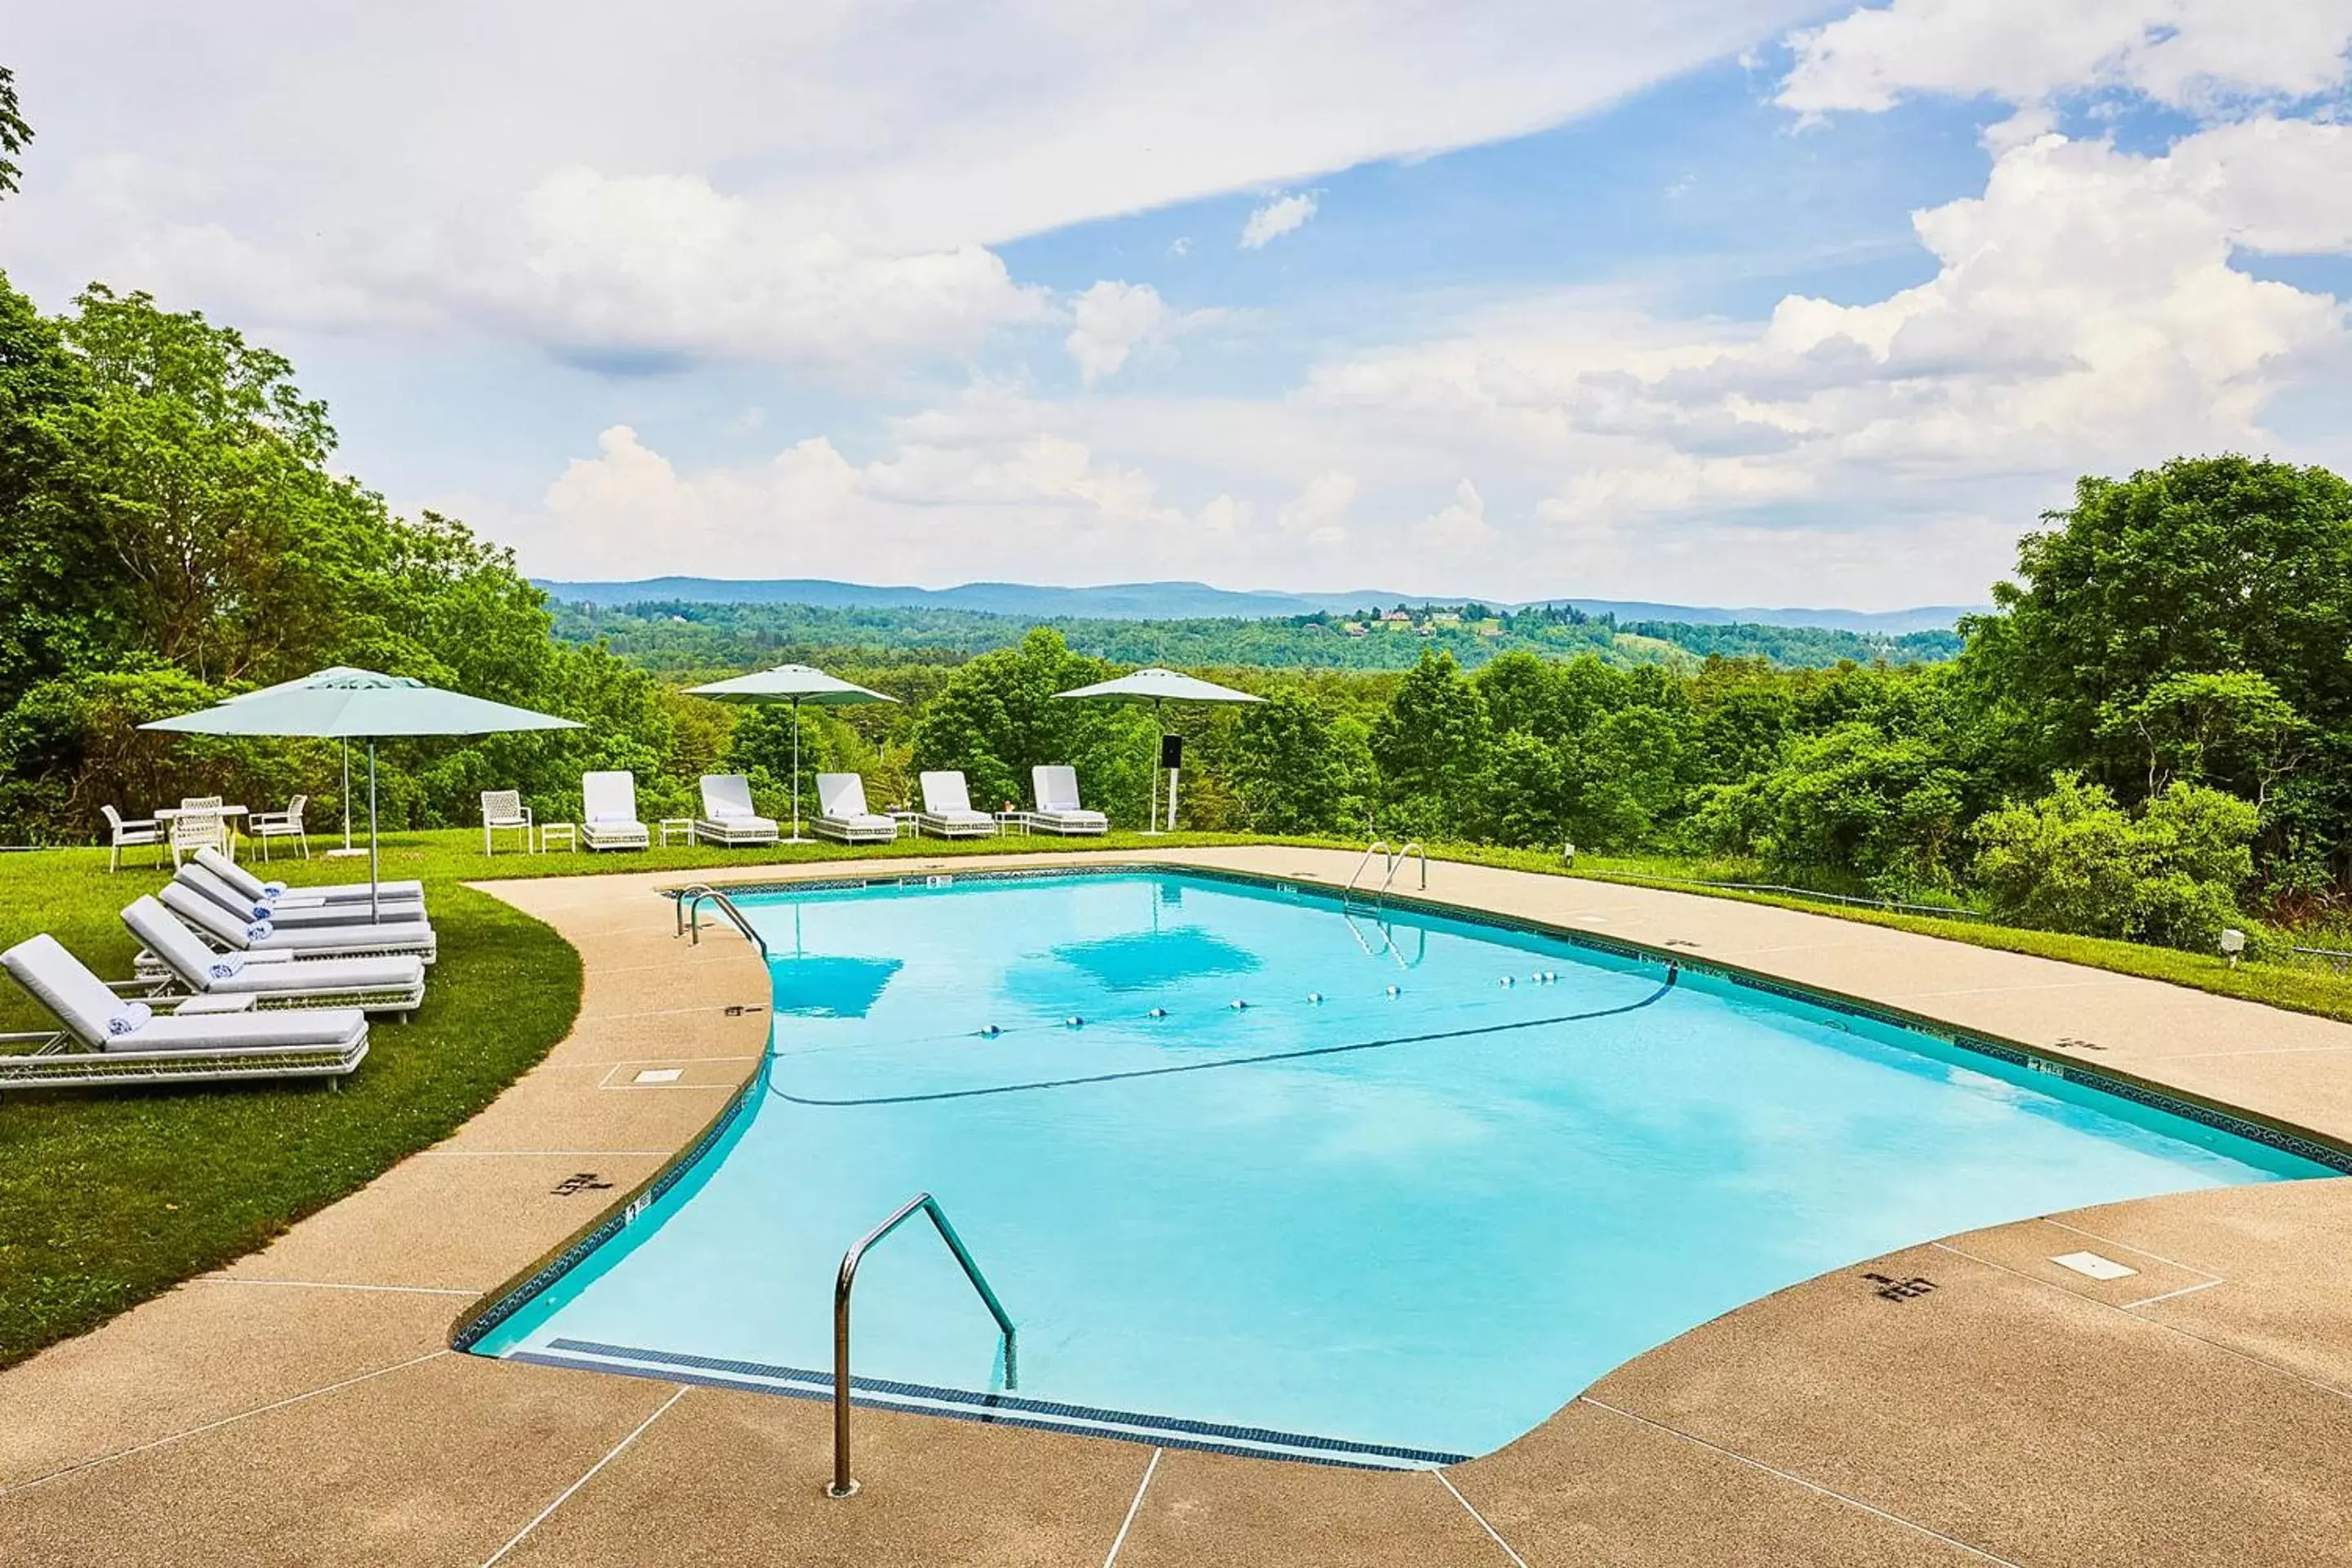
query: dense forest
[
  {"left": 546, "top": 599, "right": 1962, "bottom": 674},
  {"left": 5, "top": 259, "right": 2350, "bottom": 957}
]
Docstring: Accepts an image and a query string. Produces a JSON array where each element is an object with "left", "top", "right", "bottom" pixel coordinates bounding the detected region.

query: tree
[
  {"left": 1228, "top": 689, "right": 1342, "bottom": 834},
  {"left": 1370, "top": 648, "right": 1490, "bottom": 837},
  {"left": 2097, "top": 670, "right": 2309, "bottom": 808},
  {"left": 0, "top": 65, "right": 30, "bottom": 198},
  {"left": 908, "top": 629, "right": 1147, "bottom": 820},
  {"left": 1978, "top": 456, "right": 2352, "bottom": 779}
]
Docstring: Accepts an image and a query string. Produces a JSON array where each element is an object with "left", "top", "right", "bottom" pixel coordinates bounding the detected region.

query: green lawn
[{"left": 8, "top": 824, "right": 2351, "bottom": 1371}]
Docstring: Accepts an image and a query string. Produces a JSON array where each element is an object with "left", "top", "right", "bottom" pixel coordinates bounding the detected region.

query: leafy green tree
[
  {"left": 1227, "top": 689, "right": 1342, "bottom": 833},
  {"left": 0, "top": 270, "right": 114, "bottom": 710},
  {"left": 1370, "top": 648, "right": 1490, "bottom": 837},
  {"left": 909, "top": 629, "right": 1147, "bottom": 820},
  {"left": 1700, "top": 722, "right": 1969, "bottom": 894},
  {"left": 1979, "top": 456, "right": 2352, "bottom": 778},
  {"left": 1487, "top": 730, "right": 1572, "bottom": 847},
  {"left": 2097, "top": 670, "right": 2309, "bottom": 808},
  {"left": 0, "top": 65, "right": 30, "bottom": 198},
  {"left": 1972, "top": 773, "right": 2256, "bottom": 949}
]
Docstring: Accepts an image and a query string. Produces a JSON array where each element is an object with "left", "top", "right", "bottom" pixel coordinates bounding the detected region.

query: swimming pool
[{"left": 471, "top": 869, "right": 2336, "bottom": 1464}]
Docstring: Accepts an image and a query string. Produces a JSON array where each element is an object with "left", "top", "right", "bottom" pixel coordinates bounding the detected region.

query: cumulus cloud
[
  {"left": 1780, "top": 0, "right": 2352, "bottom": 118},
  {"left": 1240, "top": 192, "right": 1318, "bottom": 249},
  {"left": 1278, "top": 470, "right": 1358, "bottom": 545},
  {"left": 1065, "top": 281, "right": 1174, "bottom": 383},
  {"left": 7, "top": 0, "right": 1820, "bottom": 360}
]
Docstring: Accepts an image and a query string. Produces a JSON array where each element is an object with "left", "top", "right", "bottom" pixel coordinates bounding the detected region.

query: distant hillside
[
  {"left": 550, "top": 599, "right": 1964, "bottom": 674},
  {"left": 534, "top": 577, "right": 1982, "bottom": 635}
]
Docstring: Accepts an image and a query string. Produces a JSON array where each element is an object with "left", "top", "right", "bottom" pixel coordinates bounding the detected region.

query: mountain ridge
[{"left": 533, "top": 577, "right": 1983, "bottom": 635}]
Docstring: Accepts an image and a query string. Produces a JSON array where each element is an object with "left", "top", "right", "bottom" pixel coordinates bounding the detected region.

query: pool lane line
[{"left": 764, "top": 975, "right": 1677, "bottom": 1107}]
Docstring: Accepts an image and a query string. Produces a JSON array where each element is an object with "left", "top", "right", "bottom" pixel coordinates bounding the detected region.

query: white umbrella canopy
[
  {"left": 143, "top": 668, "right": 581, "bottom": 916},
  {"left": 684, "top": 664, "right": 898, "bottom": 843},
  {"left": 1054, "top": 667, "right": 1263, "bottom": 831}
]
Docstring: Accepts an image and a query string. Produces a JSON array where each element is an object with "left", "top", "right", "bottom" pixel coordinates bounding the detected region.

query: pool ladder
[
  {"left": 674, "top": 884, "right": 768, "bottom": 957},
  {"left": 829, "top": 1192, "right": 1016, "bottom": 1499},
  {"left": 1343, "top": 840, "right": 1428, "bottom": 906}
]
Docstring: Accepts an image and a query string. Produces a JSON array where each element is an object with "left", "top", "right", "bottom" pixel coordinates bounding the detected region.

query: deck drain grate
[
  {"left": 2050, "top": 1250, "right": 2136, "bottom": 1281},
  {"left": 633, "top": 1068, "right": 684, "bottom": 1085}
]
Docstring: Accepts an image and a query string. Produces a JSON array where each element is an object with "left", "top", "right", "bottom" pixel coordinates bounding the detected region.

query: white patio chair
[
  {"left": 813, "top": 773, "right": 898, "bottom": 844},
  {"left": 169, "top": 799, "right": 230, "bottom": 867},
  {"left": 122, "top": 896, "right": 424, "bottom": 1015},
  {"left": 101, "top": 805, "right": 167, "bottom": 872},
  {"left": 917, "top": 772, "right": 999, "bottom": 838},
  {"left": 580, "top": 772, "right": 650, "bottom": 852},
  {"left": 158, "top": 881, "right": 438, "bottom": 965},
  {"left": 1030, "top": 766, "right": 1110, "bottom": 836},
  {"left": 0, "top": 933, "right": 371, "bottom": 1090},
  {"left": 248, "top": 794, "right": 309, "bottom": 861},
  {"left": 482, "top": 789, "right": 533, "bottom": 855},
  {"left": 694, "top": 773, "right": 780, "bottom": 847}
]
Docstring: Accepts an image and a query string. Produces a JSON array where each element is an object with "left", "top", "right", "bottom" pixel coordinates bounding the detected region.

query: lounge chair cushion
[
  {"left": 160, "top": 884, "right": 431, "bottom": 956},
  {"left": 115, "top": 1007, "right": 368, "bottom": 1054},
  {"left": 195, "top": 849, "right": 423, "bottom": 907},
  {"left": 2, "top": 933, "right": 158, "bottom": 1046}
]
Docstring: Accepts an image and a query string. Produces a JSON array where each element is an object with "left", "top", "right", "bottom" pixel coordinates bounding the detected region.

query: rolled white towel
[
  {"left": 208, "top": 956, "right": 244, "bottom": 980},
  {"left": 247, "top": 902, "right": 271, "bottom": 920},
  {"left": 107, "top": 1002, "right": 154, "bottom": 1037},
  {"left": 262, "top": 880, "right": 287, "bottom": 898},
  {"left": 246, "top": 919, "right": 274, "bottom": 942}
]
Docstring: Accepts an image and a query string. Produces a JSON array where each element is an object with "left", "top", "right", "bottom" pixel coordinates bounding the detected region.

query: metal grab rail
[
  {"left": 1382, "top": 841, "right": 1428, "bottom": 897},
  {"left": 1343, "top": 840, "right": 1395, "bottom": 902},
  {"left": 830, "top": 1192, "right": 1015, "bottom": 1499},
  {"left": 674, "top": 884, "right": 769, "bottom": 956}
]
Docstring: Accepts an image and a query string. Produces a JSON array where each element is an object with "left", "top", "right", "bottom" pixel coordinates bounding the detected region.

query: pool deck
[{"left": 7, "top": 844, "right": 2352, "bottom": 1565}]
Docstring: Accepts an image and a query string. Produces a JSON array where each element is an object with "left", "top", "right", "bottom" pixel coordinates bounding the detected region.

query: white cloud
[
  {"left": 1780, "top": 0, "right": 2352, "bottom": 118},
  {"left": 1278, "top": 470, "right": 1359, "bottom": 545},
  {"left": 1240, "top": 192, "right": 1318, "bottom": 249},
  {"left": 6, "top": 0, "right": 1820, "bottom": 363},
  {"left": 1065, "top": 281, "right": 1173, "bottom": 383}
]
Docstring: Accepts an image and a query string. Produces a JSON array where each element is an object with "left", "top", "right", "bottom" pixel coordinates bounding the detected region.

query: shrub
[{"left": 1972, "top": 773, "right": 2256, "bottom": 950}]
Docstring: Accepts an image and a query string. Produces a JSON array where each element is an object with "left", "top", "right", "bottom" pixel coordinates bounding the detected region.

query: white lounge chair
[
  {"left": 813, "top": 773, "right": 898, "bottom": 844},
  {"left": 172, "top": 862, "right": 408, "bottom": 930},
  {"left": 581, "top": 771, "right": 650, "bottom": 852},
  {"left": 482, "top": 789, "right": 532, "bottom": 854},
  {"left": 193, "top": 847, "right": 425, "bottom": 910},
  {"left": 249, "top": 794, "right": 309, "bottom": 860},
  {"left": 1, "top": 933, "right": 369, "bottom": 1089},
  {"left": 695, "top": 774, "right": 781, "bottom": 847},
  {"left": 159, "top": 880, "right": 437, "bottom": 964},
  {"left": 917, "top": 772, "right": 999, "bottom": 839},
  {"left": 1030, "top": 765, "right": 1110, "bottom": 836},
  {"left": 102, "top": 805, "right": 167, "bottom": 872},
  {"left": 123, "top": 896, "right": 424, "bottom": 1014}
]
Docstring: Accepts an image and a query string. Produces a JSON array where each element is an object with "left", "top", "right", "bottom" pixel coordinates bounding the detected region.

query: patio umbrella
[
  {"left": 224, "top": 666, "right": 372, "bottom": 858},
  {"left": 1053, "top": 667, "right": 1263, "bottom": 833},
  {"left": 144, "top": 668, "right": 581, "bottom": 919},
  {"left": 684, "top": 664, "right": 898, "bottom": 844}
]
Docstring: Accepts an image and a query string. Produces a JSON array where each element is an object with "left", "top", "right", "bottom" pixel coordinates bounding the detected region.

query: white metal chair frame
[
  {"left": 482, "top": 790, "right": 533, "bottom": 855},
  {"left": 101, "top": 805, "right": 167, "bottom": 873},
  {"left": 169, "top": 799, "right": 231, "bottom": 868},
  {"left": 249, "top": 794, "right": 310, "bottom": 861}
]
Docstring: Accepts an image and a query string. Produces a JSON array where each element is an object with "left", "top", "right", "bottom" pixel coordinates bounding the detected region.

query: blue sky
[{"left": 7, "top": 1, "right": 2350, "bottom": 608}]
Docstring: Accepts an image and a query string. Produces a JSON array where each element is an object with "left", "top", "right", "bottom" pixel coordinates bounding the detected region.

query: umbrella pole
[
  {"left": 368, "top": 740, "right": 380, "bottom": 923},
  {"left": 791, "top": 697, "right": 806, "bottom": 844},
  {"left": 327, "top": 740, "right": 366, "bottom": 858},
  {"left": 1143, "top": 698, "right": 1164, "bottom": 836}
]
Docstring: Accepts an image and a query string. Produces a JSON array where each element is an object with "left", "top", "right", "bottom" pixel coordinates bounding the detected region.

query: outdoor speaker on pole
[{"left": 1158, "top": 734, "right": 1183, "bottom": 769}]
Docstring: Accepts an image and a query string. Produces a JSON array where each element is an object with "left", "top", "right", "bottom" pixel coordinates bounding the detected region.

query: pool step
[{"left": 512, "top": 1337, "right": 1467, "bottom": 1471}]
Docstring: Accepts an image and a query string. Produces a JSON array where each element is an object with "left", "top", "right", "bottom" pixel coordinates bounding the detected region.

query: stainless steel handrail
[
  {"left": 830, "top": 1192, "right": 1015, "bottom": 1499},
  {"left": 674, "top": 884, "right": 768, "bottom": 956},
  {"left": 1343, "top": 840, "right": 1394, "bottom": 902},
  {"left": 1382, "top": 841, "right": 1428, "bottom": 897}
]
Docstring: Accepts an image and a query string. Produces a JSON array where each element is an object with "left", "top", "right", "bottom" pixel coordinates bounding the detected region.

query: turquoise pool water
[{"left": 476, "top": 871, "right": 2331, "bottom": 1463}]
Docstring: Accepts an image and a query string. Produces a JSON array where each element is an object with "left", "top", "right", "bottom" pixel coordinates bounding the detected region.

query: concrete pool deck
[{"left": 5, "top": 844, "right": 2351, "bottom": 1565}]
